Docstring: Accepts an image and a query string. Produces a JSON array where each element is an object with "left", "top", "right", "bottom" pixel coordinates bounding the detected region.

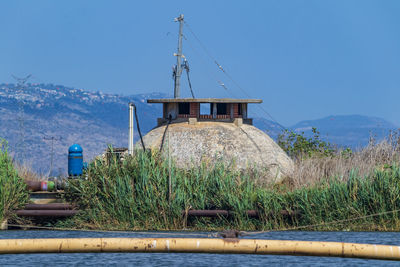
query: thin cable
[
  {"left": 241, "top": 208, "right": 400, "bottom": 236},
  {"left": 5, "top": 223, "right": 217, "bottom": 237},
  {"left": 183, "top": 60, "right": 195, "bottom": 98},
  {"left": 184, "top": 21, "right": 286, "bottom": 131},
  {"left": 8, "top": 208, "right": 400, "bottom": 237},
  {"left": 160, "top": 115, "right": 172, "bottom": 152},
  {"left": 183, "top": 34, "right": 235, "bottom": 98},
  {"left": 186, "top": 70, "right": 195, "bottom": 98},
  {"left": 132, "top": 103, "right": 146, "bottom": 150}
]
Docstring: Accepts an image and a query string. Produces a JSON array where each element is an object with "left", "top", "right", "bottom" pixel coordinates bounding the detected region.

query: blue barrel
[{"left": 68, "top": 144, "right": 83, "bottom": 176}]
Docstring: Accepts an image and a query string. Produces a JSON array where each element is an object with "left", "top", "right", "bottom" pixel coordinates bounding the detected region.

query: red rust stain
[
  {"left": 222, "top": 238, "right": 240, "bottom": 244},
  {"left": 342, "top": 242, "right": 344, "bottom": 257}
]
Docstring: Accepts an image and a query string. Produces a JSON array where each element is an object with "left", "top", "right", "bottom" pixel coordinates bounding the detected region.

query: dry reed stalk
[
  {"left": 14, "top": 161, "right": 44, "bottom": 182},
  {"left": 292, "top": 138, "right": 400, "bottom": 188}
]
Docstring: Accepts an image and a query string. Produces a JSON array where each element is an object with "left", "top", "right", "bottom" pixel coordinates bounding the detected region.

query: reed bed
[
  {"left": 64, "top": 146, "right": 400, "bottom": 231},
  {"left": 293, "top": 139, "right": 400, "bottom": 188},
  {"left": 0, "top": 140, "right": 29, "bottom": 224}
]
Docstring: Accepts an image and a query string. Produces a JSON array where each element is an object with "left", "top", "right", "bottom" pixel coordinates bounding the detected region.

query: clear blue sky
[{"left": 1, "top": 0, "right": 400, "bottom": 126}]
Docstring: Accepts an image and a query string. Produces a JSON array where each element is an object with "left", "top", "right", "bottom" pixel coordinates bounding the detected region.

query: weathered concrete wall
[{"left": 140, "top": 122, "right": 294, "bottom": 183}]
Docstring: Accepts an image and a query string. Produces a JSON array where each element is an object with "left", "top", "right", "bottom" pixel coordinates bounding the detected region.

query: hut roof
[{"left": 147, "top": 98, "right": 262, "bottom": 104}]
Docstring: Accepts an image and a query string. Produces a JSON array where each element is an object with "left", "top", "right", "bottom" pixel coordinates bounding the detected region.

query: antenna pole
[
  {"left": 12, "top": 74, "right": 32, "bottom": 162},
  {"left": 43, "top": 135, "right": 61, "bottom": 177},
  {"left": 174, "top": 14, "right": 184, "bottom": 98}
]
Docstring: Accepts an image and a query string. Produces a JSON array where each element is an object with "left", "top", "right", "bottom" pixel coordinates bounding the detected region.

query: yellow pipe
[{"left": 0, "top": 238, "right": 399, "bottom": 260}]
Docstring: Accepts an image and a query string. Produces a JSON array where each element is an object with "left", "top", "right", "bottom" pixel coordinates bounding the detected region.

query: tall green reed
[
  {"left": 0, "top": 139, "right": 29, "bottom": 223},
  {"left": 64, "top": 150, "right": 400, "bottom": 231}
]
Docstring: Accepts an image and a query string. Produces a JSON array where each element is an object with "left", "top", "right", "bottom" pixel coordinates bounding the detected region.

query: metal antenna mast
[
  {"left": 12, "top": 74, "right": 31, "bottom": 162},
  {"left": 43, "top": 135, "right": 61, "bottom": 177},
  {"left": 173, "top": 14, "right": 184, "bottom": 98}
]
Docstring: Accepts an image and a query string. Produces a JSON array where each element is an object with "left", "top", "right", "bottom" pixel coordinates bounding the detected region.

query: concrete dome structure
[
  {"left": 141, "top": 121, "right": 294, "bottom": 183},
  {"left": 127, "top": 15, "right": 294, "bottom": 183}
]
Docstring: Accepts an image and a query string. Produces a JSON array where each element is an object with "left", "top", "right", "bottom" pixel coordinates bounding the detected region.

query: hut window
[
  {"left": 238, "top": 104, "right": 242, "bottom": 115},
  {"left": 217, "top": 103, "right": 227, "bottom": 115},
  {"left": 178, "top": 102, "right": 190, "bottom": 115}
]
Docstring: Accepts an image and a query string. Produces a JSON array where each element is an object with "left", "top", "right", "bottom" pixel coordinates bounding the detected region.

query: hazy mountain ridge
[
  {"left": 0, "top": 83, "right": 163, "bottom": 175},
  {"left": 0, "top": 83, "right": 396, "bottom": 174},
  {"left": 291, "top": 115, "right": 398, "bottom": 148}
]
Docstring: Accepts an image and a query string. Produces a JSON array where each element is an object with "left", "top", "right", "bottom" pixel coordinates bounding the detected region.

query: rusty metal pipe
[
  {"left": 185, "top": 210, "right": 229, "bottom": 217},
  {"left": 23, "top": 204, "right": 73, "bottom": 210},
  {"left": 25, "top": 180, "right": 55, "bottom": 192},
  {"left": 16, "top": 210, "right": 77, "bottom": 217},
  {"left": 183, "top": 210, "right": 300, "bottom": 218}
]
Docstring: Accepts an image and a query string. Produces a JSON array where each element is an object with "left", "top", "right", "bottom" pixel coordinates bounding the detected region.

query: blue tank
[{"left": 68, "top": 144, "right": 83, "bottom": 177}]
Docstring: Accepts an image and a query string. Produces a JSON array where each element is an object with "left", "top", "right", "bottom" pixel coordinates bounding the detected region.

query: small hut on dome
[
  {"left": 133, "top": 14, "right": 293, "bottom": 182},
  {"left": 148, "top": 98, "right": 261, "bottom": 127}
]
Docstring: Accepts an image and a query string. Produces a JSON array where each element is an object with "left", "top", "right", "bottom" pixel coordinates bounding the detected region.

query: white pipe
[{"left": 128, "top": 103, "right": 134, "bottom": 155}]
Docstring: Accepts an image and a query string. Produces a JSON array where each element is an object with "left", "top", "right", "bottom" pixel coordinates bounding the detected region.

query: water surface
[{"left": 0, "top": 230, "right": 399, "bottom": 266}]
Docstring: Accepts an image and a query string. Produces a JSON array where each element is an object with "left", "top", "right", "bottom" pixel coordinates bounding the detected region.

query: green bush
[
  {"left": 0, "top": 139, "right": 29, "bottom": 223},
  {"left": 277, "top": 127, "right": 336, "bottom": 159}
]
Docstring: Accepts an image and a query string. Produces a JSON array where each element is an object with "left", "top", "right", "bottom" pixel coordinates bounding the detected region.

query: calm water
[{"left": 1, "top": 230, "right": 400, "bottom": 266}]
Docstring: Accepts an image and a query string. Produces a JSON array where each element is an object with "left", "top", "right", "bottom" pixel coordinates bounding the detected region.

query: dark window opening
[
  {"left": 178, "top": 103, "right": 190, "bottom": 114},
  {"left": 217, "top": 103, "right": 227, "bottom": 115},
  {"left": 238, "top": 104, "right": 242, "bottom": 115},
  {"left": 163, "top": 103, "right": 168, "bottom": 118}
]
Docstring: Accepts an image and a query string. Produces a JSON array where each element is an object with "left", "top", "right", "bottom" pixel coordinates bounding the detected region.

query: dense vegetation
[
  {"left": 0, "top": 140, "right": 29, "bottom": 224},
  {"left": 2, "top": 128, "right": 400, "bottom": 232},
  {"left": 63, "top": 147, "right": 400, "bottom": 231}
]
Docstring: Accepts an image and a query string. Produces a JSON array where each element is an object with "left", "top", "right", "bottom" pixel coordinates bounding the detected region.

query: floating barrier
[{"left": 0, "top": 238, "right": 399, "bottom": 260}]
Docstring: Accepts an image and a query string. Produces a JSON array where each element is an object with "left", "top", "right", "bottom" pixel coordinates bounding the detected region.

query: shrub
[{"left": 277, "top": 127, "right": 336, "bottom": 159}]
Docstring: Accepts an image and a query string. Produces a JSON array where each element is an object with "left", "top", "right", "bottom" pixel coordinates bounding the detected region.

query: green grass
[
  {"left": 63, "top": 150, "right": 400, "bottom": 231},
  {"left": 0, "top": 139, "right": 29, "bottom": 224}
]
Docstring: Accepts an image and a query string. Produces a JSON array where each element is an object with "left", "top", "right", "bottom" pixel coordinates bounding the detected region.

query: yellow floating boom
[{"left": 0, "top": 238, "right": 399, "bottom": 261}]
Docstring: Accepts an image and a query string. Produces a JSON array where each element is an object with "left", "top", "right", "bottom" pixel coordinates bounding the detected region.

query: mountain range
[{"left": 0, "top": 83, "right": 397, "bottom": 175}]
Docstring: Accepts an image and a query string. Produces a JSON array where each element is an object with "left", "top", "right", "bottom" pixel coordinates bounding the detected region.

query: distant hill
[
  {"left": 0, "top": 83, "right": 397, "bottom": 175},
  {"left": 0, "top": 83, "right": 163, "bottom": 175},
  {"left": 290, "top": 115, "right": 398, "bottom": 148},
  {"left": 253, "top": 117, "right": 285, "bottom": 140}
]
